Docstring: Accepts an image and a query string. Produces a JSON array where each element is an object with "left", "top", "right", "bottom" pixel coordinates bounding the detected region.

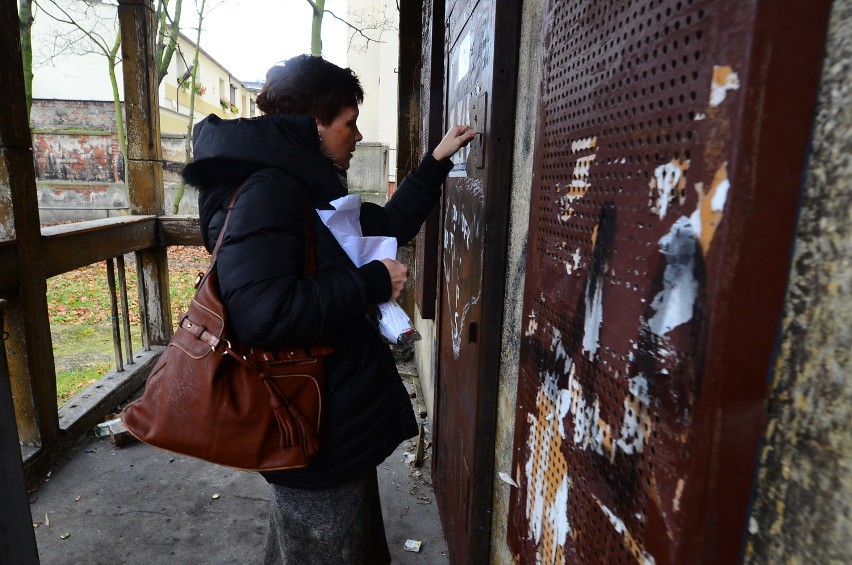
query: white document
[{"left": 317, "top": 195, "right": 421, "bottom": 345}]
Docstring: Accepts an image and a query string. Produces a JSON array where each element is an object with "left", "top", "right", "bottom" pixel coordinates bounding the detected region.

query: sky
[{"left": 180, "top": 0, "right": 349, "bottom": 83}]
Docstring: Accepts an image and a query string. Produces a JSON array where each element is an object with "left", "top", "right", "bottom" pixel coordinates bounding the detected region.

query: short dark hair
[{"left": 256, "top": 55, "right": 364, "bottom": 125}]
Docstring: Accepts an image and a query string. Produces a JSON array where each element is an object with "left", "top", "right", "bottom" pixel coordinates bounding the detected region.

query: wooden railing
[
  {"left": 0, "top": 216, "right": 203, "bottom": 483},
  {"left": 0, "top": 0, "right": 191, "bottom": 486}
]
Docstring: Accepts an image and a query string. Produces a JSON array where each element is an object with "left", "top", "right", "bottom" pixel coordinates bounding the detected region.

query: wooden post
[
  {"left": 0, "top": 301, "right": 40, "bottom": 565},
  {"left": 118, "top": 0, "right": 172, "bottom": 345},
  {"left": 0, "top": 0, "right": 60, "bottom": 446}
]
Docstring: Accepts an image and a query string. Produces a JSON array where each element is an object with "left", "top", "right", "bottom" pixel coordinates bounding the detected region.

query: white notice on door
[{"left": 457, "top": 32, "right": 471, "bottom": 83}]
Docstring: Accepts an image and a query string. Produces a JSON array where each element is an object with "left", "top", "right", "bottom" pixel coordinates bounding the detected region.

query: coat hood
[{"left": 182, "top": 113, "right": 347, "bottom": 210}]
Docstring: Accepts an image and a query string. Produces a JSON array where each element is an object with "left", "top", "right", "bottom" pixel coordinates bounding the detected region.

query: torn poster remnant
[{"left": 709, "top": 65, "right": 740, "bottom": 107}]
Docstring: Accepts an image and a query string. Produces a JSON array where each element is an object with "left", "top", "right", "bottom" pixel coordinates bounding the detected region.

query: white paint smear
[
  {"left": 582, "top": 275, "right": 604, "bottom": 360},
  {"left": 648, "top": 216, "right": 699, "bottom": 336},
  {"left": 566, "top": 363, "right": 652, "bottom": 460},
  {"left": 653, "top": 162, "right": 683, "bottom": 219},
  {"left": 596, "top": 497, "right": 657, "bottom": 565},
  {"left": 550, "top": 476, "right": 571, "bottom": 563},
  {"left": 711, "top": 178, "right": 730, "bottom": 211},
  {"left": 525, "top": 311, "right": 538, "bottom": 337},
  {"left": 571, "top": 137, "right": 597, "bottom": 152},
  {"left": 525, "top": 370, "right": 572, "bottom": 555},
  {"left": 570, "top": 154, "right": 597, "bottom": 188},
  {"left": 565, "top": 248, "right": 582, "bottom": 275}
]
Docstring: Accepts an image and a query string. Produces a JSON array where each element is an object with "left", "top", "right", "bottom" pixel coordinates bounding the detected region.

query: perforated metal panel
[{"left": 507, "top": 0, "right": 829, "bottom": 563}]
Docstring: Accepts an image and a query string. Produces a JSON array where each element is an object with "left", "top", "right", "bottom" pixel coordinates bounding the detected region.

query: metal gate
[
  {"left": 432, "top": 0, "right": 520, "bottom": 563},
  {"left": 507, "top": 0, "right": 830, "bottom": 563}
]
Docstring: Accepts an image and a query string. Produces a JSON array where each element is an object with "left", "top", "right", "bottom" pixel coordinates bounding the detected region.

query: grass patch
[
  {"left": 48, "top": 246, "right": 210, "bottom": 405},
  {"left": 56, "top": 363, "right": 114, "bottom": 405}
]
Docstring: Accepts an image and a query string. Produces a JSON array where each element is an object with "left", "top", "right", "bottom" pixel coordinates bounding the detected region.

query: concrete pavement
[{"left": 28, "top": 378, "right": 448, "bottom": 564}]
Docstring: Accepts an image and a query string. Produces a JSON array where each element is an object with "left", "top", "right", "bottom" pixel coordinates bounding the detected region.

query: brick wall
[
  {"left": 33, "top": 133, "right": 124, "bottom": 183},
  {"left": 31, "top": 99, "right": 119, "bottom": 130}
]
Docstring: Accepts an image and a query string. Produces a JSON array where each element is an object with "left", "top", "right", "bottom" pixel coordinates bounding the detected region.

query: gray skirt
[{"left": 263, "top": 469, "right": 391, "bottom": 565}]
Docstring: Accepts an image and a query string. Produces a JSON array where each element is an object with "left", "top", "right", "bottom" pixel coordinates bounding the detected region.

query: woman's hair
[{"left": 256, "top": 55, "right": 364, "bottom": 125}]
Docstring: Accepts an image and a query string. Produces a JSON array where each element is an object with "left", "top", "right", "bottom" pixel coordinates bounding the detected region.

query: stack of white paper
[{"left": 317, "top": 195, "right": 421, "bottom": 345}]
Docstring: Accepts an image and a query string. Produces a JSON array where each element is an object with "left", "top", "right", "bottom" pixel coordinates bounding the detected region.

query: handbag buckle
[{"left": 211, "top": 338, "right": 232, "bottom": 355}]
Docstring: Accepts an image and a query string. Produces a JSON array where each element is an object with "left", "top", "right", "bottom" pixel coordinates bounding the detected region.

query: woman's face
[{"left": 317, "top": 105, "right": 363, "bottom": 170}]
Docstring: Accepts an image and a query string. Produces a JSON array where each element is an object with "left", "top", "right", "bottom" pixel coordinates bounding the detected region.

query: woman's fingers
[
  {"left": 380, "top": 258, "right": 409, "bottom": 300},
  {"left": 432, "top": 124, "right": 478, "bottom": 161}
]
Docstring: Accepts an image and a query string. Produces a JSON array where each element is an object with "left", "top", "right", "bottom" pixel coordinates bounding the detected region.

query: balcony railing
[{"left": 0, "top": 215, "right": 202, "bottom": 481}]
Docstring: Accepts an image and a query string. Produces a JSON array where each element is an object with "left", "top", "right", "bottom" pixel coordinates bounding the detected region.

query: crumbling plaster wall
[
  {"left": 490, "top": 0, "right": 543, "bottom": 562},
  {"left": 744, "top": 0, "right": 852, "bottom": 562}
]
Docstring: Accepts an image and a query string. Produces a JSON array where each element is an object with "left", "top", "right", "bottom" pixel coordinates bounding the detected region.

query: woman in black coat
[{"left": 183, "top": 55, "right": 475, "bottom": 564}]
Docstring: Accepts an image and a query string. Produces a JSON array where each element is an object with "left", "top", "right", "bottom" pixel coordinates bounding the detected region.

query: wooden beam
[
  {"left": 42, "top": 216, "right": 157, "bottom": 278},
  {"left": 0, "top": 241, "right": 18, "bottom": 291},
  {"left": 118, "top": 0, "right": 172, "bottom": 345},
  {"left": 158, "top": 215, "right": 203, "bottom": 247},
  {"left": 0, "top": 301, "right": 39, "bottom": 565},
  {"left": 0, "top": 0, "right": 59, "bottom": 446}
]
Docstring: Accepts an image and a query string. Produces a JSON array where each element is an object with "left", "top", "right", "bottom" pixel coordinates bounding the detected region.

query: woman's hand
[
  {"left": 432, "top": 125, "right": 477, "bottom": 161},
  {"left": 381, "top": 258, "right": 409, "bottom": 300}
]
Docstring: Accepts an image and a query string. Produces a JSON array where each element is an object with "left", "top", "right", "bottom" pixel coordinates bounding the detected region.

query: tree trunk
[
  {"left": 18, "top": 0, "right": 34, "bottom": 122},
  {"left": 156, "top": 0, "right": 183, "bottom": 85},
  {"left": 108, "top": 30, "right": 127, "bottom": 174},
  {"left": 310, "top": 0, "right": 325, "bottom": 55}
]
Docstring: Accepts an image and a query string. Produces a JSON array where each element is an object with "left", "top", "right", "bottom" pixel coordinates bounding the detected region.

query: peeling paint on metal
[
  {"left": 525, "top": 311, "right": 539, "bottom": 337},
  {"left": 557, "top": 137, "right": 598, "bottom": 223},
  {"left": 673, "top": 478, "right": 686, "bottom": 512},
  {"left": 709, "top": 65, "right": 740, "bottom": 107},
  {"left": 594, "top": 495, "right": 657, "bottom": 565},
  {"left": 525, "top": 368, "right": 571, "bottom": 563},
  {"left": 565, "top": 248, "right": 582, "bottom": 275},
  {"left": 648, "top": 217, "right": 699, "bottom": 336},
  {"left": 648, "top": 159, "right": 690, "bottom": 219},
  {"left": 567, "top": 362, "right": 653, "bottom": 460},
  {"left": 688, "top": 163, "right": 730, "bottom": 255}
]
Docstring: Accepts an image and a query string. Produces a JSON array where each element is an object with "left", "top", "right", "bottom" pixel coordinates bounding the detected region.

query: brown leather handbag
[{"left": 122, "top": 184, "right": 330, "bottom": 471}]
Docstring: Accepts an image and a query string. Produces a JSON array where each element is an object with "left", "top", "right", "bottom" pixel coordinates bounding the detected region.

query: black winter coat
[{"left": 182, "top": 114, "right": 452, "bottom": 489}]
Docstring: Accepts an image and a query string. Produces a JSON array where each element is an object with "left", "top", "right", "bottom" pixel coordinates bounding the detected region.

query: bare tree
[
  {"left": 36, "top": 1, "right": 127, "bottom": 158},
  {"left": 28, "top": 0, "right": 183, "bottom": 149},
  {"left": 171, "top": 0, "right": 207, "bottom": 213},
  {"left": 303, "top": 0, "right": 395, "bottom": 56},
  {"left": 155, "top": 0, "right": 183, "bottom": 83},
  {"left": 173, "top": 0, "right": 225, "bottom": 213}
]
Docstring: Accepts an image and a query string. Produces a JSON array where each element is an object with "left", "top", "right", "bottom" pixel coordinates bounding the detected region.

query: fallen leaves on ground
[{"left": 47, "top": 246, "right": 211, "bottom": 327}]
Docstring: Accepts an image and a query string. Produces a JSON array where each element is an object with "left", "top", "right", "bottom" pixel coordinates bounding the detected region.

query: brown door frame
[{"left": 431, "top": 0, "right": 522, "bottom": 562}]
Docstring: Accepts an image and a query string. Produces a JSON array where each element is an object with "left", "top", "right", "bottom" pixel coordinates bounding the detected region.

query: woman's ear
[{"left": 314, "top": 116, "right": 326, "bottom": 145}]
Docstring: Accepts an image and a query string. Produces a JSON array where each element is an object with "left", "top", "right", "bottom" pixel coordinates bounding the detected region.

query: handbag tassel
[
  {"left": 288, "top": 405, "right": 319, "bottom": 459},
  {"left": 268, "top": 391, "right": 296, "bottom": 448},
  {"left": 260, "top": 375, "right": 318, "bottom": 458}
]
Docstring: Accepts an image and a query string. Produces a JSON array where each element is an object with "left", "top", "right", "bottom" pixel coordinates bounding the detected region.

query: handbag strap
[{"left": 211, "top": 182, "right": 317, "bottom": 274}]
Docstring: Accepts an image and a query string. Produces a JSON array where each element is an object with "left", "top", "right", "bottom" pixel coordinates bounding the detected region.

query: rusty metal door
[
  {"left": 433, "top": 0, "right": 520, "bottom": 563},
  {"left": 507, "top": 0, "right": 830, "bottom": 563}
]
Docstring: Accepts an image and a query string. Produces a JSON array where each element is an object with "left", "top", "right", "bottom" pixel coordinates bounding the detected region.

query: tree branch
[
  {"left": 323, "top": 8, "right": 385, "bottom": 47},
  {"left": 303, "top": 0, "right": 322, "bottom": 16}
]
